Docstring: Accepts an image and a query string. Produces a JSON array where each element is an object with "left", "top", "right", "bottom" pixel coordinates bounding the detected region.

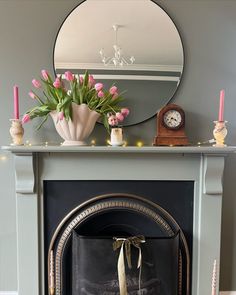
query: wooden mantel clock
[{"left": 153, "top": 104, "right": 189, "bottom": 146}]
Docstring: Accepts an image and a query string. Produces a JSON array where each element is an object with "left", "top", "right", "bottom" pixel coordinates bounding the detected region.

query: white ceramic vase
[{"left": 50, "top": 103, "right": 100, "bottom": 146}]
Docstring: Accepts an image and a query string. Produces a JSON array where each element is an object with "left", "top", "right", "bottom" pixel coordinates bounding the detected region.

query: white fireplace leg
[
  {"left": 14, "top": 153, "right": 39, "bottom": 295},
  {"left": 194, "top": 155, "right": 225, "bottom": 295}
]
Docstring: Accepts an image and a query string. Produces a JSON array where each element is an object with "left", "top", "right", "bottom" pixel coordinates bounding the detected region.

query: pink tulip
[
  {"left": 108, "top": 115, "right": 118, "bottom": 126},
  {"left": 121, "top": 108, "right": 130, "bottom": 117},
  {"left": 41, "top": 70, "right": 49, "bottom": 80},
  {"left": 95, "top": 83, "right": 103, "bottom": 92},
  {"left": 53, "top": 78, "right": 61, "bottom": 88},
  {"left": 98, "top": 90, "right": 104, "bottom": 98},
  {"left": 116, "top": 112, "right": 124, "bottom": 122},
  {"left": 32, "top": 79, "right": 41, "bottom": 88},
  {"left": 109, "top": 86, "right": 118, "bottom": 95},
  {"left": 112, "top": 92, "right": 119, "bottom": 99},
  {"left": 79, "top": 76, "right": 84, "bottom": 84},
  {"left": 89, "top": 75, "right": 95, "bottom": 87},
  {"left": 22, "top": 114, "right": 30, "bottom": 124},
  {"left": 28, "top": 91, "right": 36, "bottom": 99},
  {"left": 58, "top": 111, "right": 64, "bottom": 121},
  {"left": 64, "top": 71, "right": 74, "bottom": 82}
]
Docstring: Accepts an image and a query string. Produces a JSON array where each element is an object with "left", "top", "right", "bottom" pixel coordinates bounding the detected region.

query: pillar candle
[
  {"left": 110, "top": 128, "right": 123, "bottom": 145},
  {"left": 14, "top": 85, "right": 19, "bottom": 120},
  {"left": 218, "top": 89, "right": 225, "bottom": 122}
]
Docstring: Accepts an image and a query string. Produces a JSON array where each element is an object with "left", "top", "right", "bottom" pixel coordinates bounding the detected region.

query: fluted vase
[{"left": 50, "top": 103, "right": 100, "bottom": 146}]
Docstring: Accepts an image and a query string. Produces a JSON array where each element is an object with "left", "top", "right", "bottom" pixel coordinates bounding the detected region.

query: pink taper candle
[
  {"left": 218, "top": 89, "right": 225, "bottom": 122},
  {"left": 211, "top": 259, "right": 217, "bottom": 295},
  {"left": 13, "top": 85, "right": 19, "bottom": 120}
]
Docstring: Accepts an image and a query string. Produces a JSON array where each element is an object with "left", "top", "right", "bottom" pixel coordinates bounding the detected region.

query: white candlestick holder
[
  {"left": 10, "top": 119, "right": 24, "bottom": 145},
  {"left": 213, "top": 121, "right": 227, "bottom": 147}
]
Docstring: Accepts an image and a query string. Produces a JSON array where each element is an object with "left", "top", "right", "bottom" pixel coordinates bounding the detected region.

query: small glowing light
[
  {"left": 91, "top": 139, "right": 96, "bottom": 146},
  {"left": 106, "top": 139, "right": 111, "bottom": 145},
  {"left": 169, "top": 144, "right": 174, "bottom": 147},
  {"left": 136, "top": 141, "right": 143, "bottom": 147},
  {"left": 60, "top": 142, "right": 63, "bottom": 145},
  {"left": 122, "top": 141, "right": 128, "bottom": 147},
  {"left": 25, "top": 140, "right": 32, "bottom": 147},
  {"left": 45, "top": 141, "right": 48, "bottom": 146},
  {"left": 0, "top": 155, "right": 7, "bottom": 161},
  {"left": 197, "top": 142, "right": 201, "bottom": 145}
]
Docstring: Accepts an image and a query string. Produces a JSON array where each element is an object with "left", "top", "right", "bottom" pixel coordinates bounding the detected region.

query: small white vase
[
  {"left": 50, "top": 103, "right": 100, "bottom": 146},
  {"left": 110, "top": 128, "right": 123, "bottom": 146}
]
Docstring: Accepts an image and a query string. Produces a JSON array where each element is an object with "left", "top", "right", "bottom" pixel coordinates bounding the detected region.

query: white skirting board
[{"left": 0, "top": 292, "right": 235, "bottom": 295}]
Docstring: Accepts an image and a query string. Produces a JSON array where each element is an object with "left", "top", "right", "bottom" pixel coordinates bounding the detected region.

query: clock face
[{"left": 163, "top": 109, "right": 183, "bottom": 129}]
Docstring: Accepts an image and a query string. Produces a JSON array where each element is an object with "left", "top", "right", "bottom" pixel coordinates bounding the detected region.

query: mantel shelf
[{"left": 1, "top": 145, "right": 236, "bottom": 154}]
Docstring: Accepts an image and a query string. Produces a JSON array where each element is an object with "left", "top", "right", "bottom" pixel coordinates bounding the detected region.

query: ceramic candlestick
[
  {"left": 10, "top": 119, "right": 24, "bottom": 145},
  {"left": 213, "top": 121, "right": 227, "bottom": 147},
  {"left": 110, "top": 127, "right": 123, "bottom": 146}
]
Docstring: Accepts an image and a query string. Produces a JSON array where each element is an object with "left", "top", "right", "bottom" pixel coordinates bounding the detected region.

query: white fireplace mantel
[{"left": 2, "top": 145, "right": 236, "bottom": 295}]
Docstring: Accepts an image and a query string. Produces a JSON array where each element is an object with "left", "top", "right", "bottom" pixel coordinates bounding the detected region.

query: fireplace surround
[{"left": 3, "top": 145, "right": 236, "bottom": 295}]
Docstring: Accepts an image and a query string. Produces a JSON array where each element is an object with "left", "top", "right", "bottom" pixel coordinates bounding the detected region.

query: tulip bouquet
[
  {"left": 22, "top": 70, "right": 129, "bottom": 132},
  {"left": 107, "top": 109, "right": 130, "bottom": 127}
]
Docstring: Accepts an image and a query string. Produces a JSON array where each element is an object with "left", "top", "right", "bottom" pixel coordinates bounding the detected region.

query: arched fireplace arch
[{"left": 48, "top": 193, "right": 190, "bottom": 295}]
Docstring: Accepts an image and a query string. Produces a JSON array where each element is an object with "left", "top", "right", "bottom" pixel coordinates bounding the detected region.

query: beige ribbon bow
[{"left": 113, "top": 236, "right": 146, "bottom": 295}]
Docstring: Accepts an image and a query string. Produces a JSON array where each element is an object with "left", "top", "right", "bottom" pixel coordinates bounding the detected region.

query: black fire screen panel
[{"left": 72, "top": 231, "right": 180, "bottom": 295}]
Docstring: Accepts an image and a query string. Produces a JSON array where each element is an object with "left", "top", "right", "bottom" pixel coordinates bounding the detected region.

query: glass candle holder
[
  {"left": 10, "top": 119, "right": 24, "bottom": 145},
  {"left": 213, "top": 121, "right": 227, "bottom": 147}
]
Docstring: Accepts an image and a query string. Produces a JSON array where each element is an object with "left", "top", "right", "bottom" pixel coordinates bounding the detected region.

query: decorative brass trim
[
  {"left": 179, "top": 252, "right": 183, "bottom": 295},
  {"left": 47, "top": 193, "right": 190, "bottom": 295}
]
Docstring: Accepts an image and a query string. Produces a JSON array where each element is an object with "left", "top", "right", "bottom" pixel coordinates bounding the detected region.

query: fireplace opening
[{"left": 44, "top": 180, "right": 194, "bottom": 295}]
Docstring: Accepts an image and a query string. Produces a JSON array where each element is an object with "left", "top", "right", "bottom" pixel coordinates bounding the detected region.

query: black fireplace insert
[{"left": 44, "top": 180, "right": 194, "bottom": 295}]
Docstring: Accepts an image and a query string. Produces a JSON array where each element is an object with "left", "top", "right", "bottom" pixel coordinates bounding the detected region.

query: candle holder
[
  {"left": 10, "top": 119, "right": 24, "bottom": 145},
  {"left": 213, "top": 120, "right": 227, "bottom": 147},
  {"left": 110, "top": 127, "right": 123, "bottom": 146}
]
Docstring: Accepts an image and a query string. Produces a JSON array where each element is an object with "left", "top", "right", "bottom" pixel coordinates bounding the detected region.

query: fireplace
[
  {"left": 44, "top": 180, "right": 194, "bottom": 295},
  {"left": 3, "top": 145, "right": 235, "bottom": 295}
]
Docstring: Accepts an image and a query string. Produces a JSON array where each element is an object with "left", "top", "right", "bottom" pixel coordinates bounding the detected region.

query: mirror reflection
[{"left": 54, "top": 0, "right": 184, "bottom": 126}]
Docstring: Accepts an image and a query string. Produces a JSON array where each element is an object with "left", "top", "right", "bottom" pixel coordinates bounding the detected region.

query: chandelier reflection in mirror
[{"left": 99, "top": 25, "right": 135, "bottom": 67}]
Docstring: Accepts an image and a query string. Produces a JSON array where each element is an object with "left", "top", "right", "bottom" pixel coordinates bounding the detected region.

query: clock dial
[{"left": 163, "top": 110, "right": 182, "bottom": 129}]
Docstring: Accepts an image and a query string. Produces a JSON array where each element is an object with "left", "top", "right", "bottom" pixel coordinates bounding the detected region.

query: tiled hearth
[{"left": 3, "top": 145, "right": 236, "bottom": 295}]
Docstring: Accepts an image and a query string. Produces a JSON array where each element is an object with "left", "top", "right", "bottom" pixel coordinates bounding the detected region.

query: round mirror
[{"left": 54, "top": 0, "right": 184, "bottom": 126}]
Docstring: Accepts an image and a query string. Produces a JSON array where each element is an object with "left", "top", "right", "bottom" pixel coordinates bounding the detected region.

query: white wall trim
[
  {"left": 60, "top": 73, "right": 180, "bottom": 82},
  {"left": 55, "top": 62, "right": 183, "bottom": 72}
]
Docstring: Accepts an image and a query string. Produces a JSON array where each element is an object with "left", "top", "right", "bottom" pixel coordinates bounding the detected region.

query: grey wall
[{"left": 0, "top": 0, "right": 236, "bottom": 291}]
